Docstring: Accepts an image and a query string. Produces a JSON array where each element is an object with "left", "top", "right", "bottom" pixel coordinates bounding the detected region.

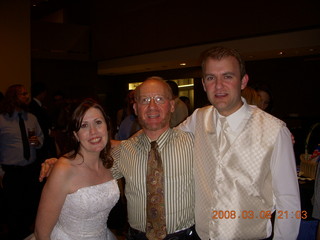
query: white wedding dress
[{"left": 26, "top": 179, "right": 119, "bottom": 240}]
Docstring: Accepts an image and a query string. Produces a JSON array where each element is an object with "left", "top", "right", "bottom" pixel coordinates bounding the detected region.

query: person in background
[
  {"left": 49, "top": 90, "right": 68, "bottom": 156},
  {"left": 0, "top": 84, "right": 43, "bottom": 240},
  {"left": 166, "top": 80, "right": 188, "bottom": 127},
  {"left": 29, "top": 82, "right": 56, "bottom": 162},
  {"left": 179, "top": 96, "right": 192, "bottom": 115},
  {"left": 34, "top": 99, "right": 119, "bottom": 239},
  {"left": 116, "top": 90, "right": 135, "bottom": 130},
  {"left": 49, "top": 91, "right": 80, "bottom": 156},
  {"left": 254, "top": 83, "right": 273, "bottom": 113},
  {"left": 178, "top": 46, "right": 300, "bottom": 239},
  {"left": 116, "top": 90, "right": 141, "bottom": 140},
  {"left": 241, "top": 86, "right": 261, "bottom": 107},
  {"left": 50, "top": 90, "right": 68, "bottom": 131}
]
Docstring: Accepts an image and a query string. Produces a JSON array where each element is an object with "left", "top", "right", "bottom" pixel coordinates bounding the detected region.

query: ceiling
[
  {"left": 31, "top": 0, "right": 66, "bottom": 20},
  {"left": 97, "top": 28, "right": 320, "bottom": 75},
  {"left": 30, "top": 0, "right": 320, "bottom": 76}
]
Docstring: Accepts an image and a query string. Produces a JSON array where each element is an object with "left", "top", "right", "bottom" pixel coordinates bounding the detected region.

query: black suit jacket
[{"left": 29, "top": 99, "right": 56, "bottom": 160}]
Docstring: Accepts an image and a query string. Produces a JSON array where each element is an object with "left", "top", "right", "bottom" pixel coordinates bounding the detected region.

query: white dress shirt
[{"left": 178, "top": 99, "right": 301, "bottom": 239}]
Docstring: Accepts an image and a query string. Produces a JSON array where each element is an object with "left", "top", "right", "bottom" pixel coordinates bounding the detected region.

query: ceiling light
[
  {"left": 178, "top": 84, "right": 194, "bottom": 88},
  {"left": 180, "top": 63, "right": 186, "bottom": 66}
]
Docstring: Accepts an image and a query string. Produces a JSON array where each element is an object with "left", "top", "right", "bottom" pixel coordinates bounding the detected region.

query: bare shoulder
[
  {"left": 53, "top": 157, "right": 74, "bottom": 174},
  {"left": 47, "top": 157, "right": 75, "bottom": 188}
]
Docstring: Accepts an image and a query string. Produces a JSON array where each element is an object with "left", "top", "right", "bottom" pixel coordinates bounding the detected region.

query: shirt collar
[
  {"left": 140, "top": 128, "right": 173, "bottom": 150},
  {"left": 10, "top": 110, "right": 26, "bottom": 119},
  {"left": 33, "top": 98, "right": 42, "bottom": 107},
  {"left": 215, "top": 97, "right": 250, "bottom": 131}
]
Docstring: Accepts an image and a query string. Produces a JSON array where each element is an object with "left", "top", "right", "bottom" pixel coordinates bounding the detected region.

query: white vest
[{"left": 193, "top": 105, "right": 284, "bottom": 239}]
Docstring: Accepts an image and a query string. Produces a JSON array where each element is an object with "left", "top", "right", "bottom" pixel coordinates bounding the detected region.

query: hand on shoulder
[
  {"left": 39, "top": 156, "right": 74, "bottom": 182},
  {"left": 43, "top": 156, "right": 75, "bottom": 195},
  {"left": 39, "top": 158, "right": 59, "bottom": 182}
]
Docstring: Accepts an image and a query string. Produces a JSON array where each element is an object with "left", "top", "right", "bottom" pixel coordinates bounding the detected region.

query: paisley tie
[{"left": 146, "top": 141, "right": 167, "bottom": 240}]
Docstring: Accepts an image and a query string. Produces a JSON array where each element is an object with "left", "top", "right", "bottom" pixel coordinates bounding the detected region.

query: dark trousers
[
  {"left": 2, "top": 163, "right": 44, "bottom": 240},
  {"left": 127, "top": 225, "right": 200, "bottom": 240}
]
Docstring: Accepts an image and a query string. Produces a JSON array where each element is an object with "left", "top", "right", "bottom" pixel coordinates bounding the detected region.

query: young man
[{"left": 178, "top": 46, "right": 300, "bottom": 239}]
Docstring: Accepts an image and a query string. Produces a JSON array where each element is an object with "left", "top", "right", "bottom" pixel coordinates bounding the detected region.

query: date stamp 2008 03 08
[{"left": 212, "top": 210, "right": 307, "bottom": 220}]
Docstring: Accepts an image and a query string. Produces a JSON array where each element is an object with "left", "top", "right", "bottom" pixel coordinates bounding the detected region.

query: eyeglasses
[{"left": 137, "top": 95, "right": 167, "bottom": 105}]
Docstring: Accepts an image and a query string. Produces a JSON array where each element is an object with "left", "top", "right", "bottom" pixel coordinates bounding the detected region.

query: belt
[{"left": 128, "top": 225, "right": 199, "bottom": 240}]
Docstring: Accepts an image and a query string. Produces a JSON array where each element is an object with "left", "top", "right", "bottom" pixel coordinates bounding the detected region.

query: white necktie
[{"left": 218, "top": 117, "right": 230, "bottom": 156}]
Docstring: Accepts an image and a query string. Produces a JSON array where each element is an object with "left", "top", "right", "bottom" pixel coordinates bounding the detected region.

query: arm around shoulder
[{"left": 176, "top": 107, "right": 200, "bottom": 133}]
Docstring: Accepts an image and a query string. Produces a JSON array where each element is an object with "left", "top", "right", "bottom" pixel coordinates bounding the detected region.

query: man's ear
[
  {"left": 202, "top": 78, "right": 207, "bottom": 92},
  {"left": 241, "top": 74, "right": 249, "bottom": 90},
  {"left": 133, "top": 103, "right": 138, "bottom": 115},
  {"left": 170, "top": 99, "right": 175, "bottom": 113}
]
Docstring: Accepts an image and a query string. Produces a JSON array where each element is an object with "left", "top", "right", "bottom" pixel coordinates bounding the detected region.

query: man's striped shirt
[{"left": 112, "top": 128, "right": 195, "bottom": 233}]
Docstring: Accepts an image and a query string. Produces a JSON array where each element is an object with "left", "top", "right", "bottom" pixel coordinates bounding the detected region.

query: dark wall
[
  {"left": 31, "top": 59, "right": 98, "bottom": 100},
  {"left": 246, "top": 55, "right": 320, "bottom": 121},
  {"left": 91, "top": 0, "right": 320, "bottom": 60}
]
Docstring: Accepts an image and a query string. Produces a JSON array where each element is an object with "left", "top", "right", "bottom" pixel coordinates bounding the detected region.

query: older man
[{"left": 112, "top": 77, "right": 197, "bottom": 240}]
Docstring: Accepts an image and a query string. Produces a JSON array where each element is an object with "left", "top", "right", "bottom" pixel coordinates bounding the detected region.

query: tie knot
[
  {"left": 151, "top": 141, "right": 158, "bottom": 149},
  {"left": 18, "top": 113, "right": 22, "bottom": 119},
  {"left": 219, "top": 117, "right": 227, "bottom": 127}
]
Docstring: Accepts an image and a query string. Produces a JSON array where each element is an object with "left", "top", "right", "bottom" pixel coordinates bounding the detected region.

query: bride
[{"left": 33, "top": 99, "right": 119, "bottom": 240}]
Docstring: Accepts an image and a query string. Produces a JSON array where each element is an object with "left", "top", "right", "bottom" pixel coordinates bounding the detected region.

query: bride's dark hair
[{"left": 64, "top": 98, "right": 113, "bottom": 169}]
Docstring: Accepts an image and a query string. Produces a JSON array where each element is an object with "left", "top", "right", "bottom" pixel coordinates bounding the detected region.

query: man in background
[
  {"left": 0, "top": 84, "right": 43, "bottom": 239},
  {"left": 29, "top": 82, "right": 56, "bottom": 162},
  {"left": 166, "top": 80, "right": 188, "bottom": 127}
]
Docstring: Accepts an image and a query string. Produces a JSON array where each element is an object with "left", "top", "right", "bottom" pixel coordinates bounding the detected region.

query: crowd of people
[{"left": 0, "top": 46, "right": 311, "bottom": 240}]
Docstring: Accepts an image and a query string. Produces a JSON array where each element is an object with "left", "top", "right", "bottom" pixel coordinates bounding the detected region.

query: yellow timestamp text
[{"left": 212, "top": 210, "right": 307, "bottom": 220}]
